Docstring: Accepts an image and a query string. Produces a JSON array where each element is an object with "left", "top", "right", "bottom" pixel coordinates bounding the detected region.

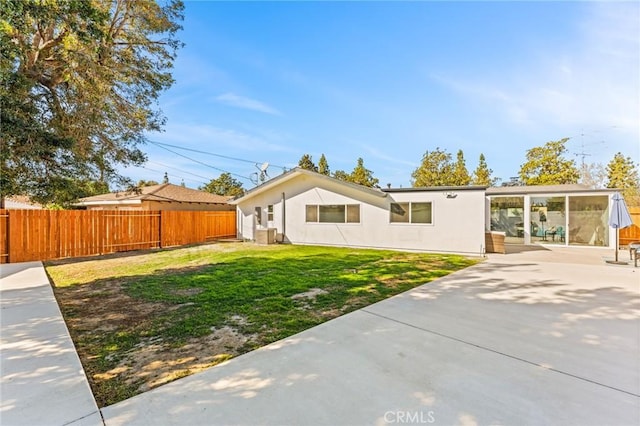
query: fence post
[
  {"left": 158, "top": 210, "right": 163, "bottom": 249},
  {"left": 5, "top": 210, "right": 9, "bottom": 264}
]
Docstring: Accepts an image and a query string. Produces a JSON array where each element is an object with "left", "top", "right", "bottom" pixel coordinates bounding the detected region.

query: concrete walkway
[
  {"left": 101, "top": 246, "right": 640, "bottom": 425},
  {"left": 0, "top": 262, "right": 102, "bottom": 426},
  {"left": 1, "top": 248, "right": 637, "bottom": 425}
]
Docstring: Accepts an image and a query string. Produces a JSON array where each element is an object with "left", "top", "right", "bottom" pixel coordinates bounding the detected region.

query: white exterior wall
[
  {"left": 485, "top": 192, "right": 615, "bottom": 248},
  {"left": 236, "top": 191, "right": 286, "bottom": 241},
  {"left": 236, "top": 174, "right": 485, "bottom": 255}
]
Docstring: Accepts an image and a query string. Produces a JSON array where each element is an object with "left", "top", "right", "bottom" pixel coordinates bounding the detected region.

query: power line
[
  {"left": 150, "top": 142, "right": 253, "bottom": 181},
  {"left": 146, "top": 139, "right": 287, "bottom": 170},
  {"left": 147, "top": 160, "right": 212, "bottom": 181},
  {"left": 133, "top": 164, "right": 208, "bottom": 186}
]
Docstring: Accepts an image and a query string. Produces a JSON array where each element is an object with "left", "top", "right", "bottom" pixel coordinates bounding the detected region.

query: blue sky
[{"left": 130, "top": 1, "right": 640, "bottom": 189}]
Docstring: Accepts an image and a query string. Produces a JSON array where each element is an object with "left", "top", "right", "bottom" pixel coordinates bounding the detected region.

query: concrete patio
[
  {"left": 101, "top": 246, "right": 639, "bottom": 425},
  {"left": 1, "top": 245, "right": 638, "bottom": 425}
]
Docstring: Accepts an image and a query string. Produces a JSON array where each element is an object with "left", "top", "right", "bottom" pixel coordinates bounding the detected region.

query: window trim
[
  {"left": 390, "top": 201, "right": 433, "bottom": 225},
  {"left": 305, "top": 204, "right": 361, "bottom": 224}
]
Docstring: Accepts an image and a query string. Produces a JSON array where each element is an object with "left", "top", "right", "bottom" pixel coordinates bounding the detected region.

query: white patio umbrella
[{"left": 608, "top": 192, "right": 633, "bottom": 263}]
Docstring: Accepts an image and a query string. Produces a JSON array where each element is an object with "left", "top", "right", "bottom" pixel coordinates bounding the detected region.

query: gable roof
[
  {"left": 229, "top": 168, "right": 387, "bottom": 204},
  {"left": 77, "top": 184, "right": 231, "bottom": 205}
]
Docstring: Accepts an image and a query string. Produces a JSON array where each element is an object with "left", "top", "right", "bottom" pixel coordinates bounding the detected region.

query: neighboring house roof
[
  {"left": 4, "top": 196, "right": 44, "bottom": 209},
  {"left": 76, "top": 184, "right": 231, "bottom": 206},
  {"left": 230, "top": 168, "right": 388, "bottom": 204},
  {"left": 486, "top": 184, "right": 615, "bottom": 196}
]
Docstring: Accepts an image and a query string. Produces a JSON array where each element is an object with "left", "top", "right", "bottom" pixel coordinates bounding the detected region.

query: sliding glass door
[
  {"left": 530, "top": 196, "right": 566, "bottom": 244},
  {"left": 490, "top": 197, "right": 524, "bottom": 244},
  {"left": 568, "top": 196, "right": 609, "bottom": 246}
]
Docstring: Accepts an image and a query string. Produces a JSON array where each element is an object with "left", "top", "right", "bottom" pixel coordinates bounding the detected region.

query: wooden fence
[
  {"left": 0, "top": 209, "right": 236, "bottom": 264},
  {"left": 620, "top": 207, "right": 640, "bottom": 247}
]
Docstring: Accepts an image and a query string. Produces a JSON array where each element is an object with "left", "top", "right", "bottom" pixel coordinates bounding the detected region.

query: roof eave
[
  {"left": 229, "top": 168, "right": 387, "bottom": 204},
  {"left": 74, "top": 199, "right": 144, "bottom": 206}
]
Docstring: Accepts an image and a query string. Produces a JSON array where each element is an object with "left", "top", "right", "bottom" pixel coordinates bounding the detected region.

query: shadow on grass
[
  {"left": 50, "top": 247, "right": 477, "bottom": 407},
  {"left": 98, "top": 254, "right": 640, "bottom": 426},
  {"left": 44, "top": 240, "right": 244, "bottom": 267}
]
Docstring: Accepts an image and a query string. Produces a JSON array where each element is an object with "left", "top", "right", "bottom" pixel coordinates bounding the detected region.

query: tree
[
  {"left": 298, "top": 154, "right": 318, "bottom": 172},
  {"left": 333, "top": 170, "right": 350, "bottom": 181},
  {"left": 349, "top": 158, "right": 379, "bottom": 187},
  {"left": 137, "top": 180, "right": 159, "bottom": 187},
  {"left": 411, "top": 148, "right": 454, "bottom": 187},
  {"left": 452, "top": 150, "right": 471, "bottom": 186},
  {"left": 200, "top": 173, "right": 245, "bottom": 197},
  {"left": 53, "top": 179, "right": 111, "bottom": 208},
  {"left": 606, "top": 152, "right": 640, "bottom": 204},
  {"left": 330, "top": 159, "right": 378, "bottom": 187},
  {"left": 471, "top": 153, "right": 496, "bottom": 186},
  {"left": 0, "top": 0, "right": 184, "bottom": 206},
  {"left": 518, "top": 138, "right": 579, "bottom": 185},
  {"left": 318, "top": 154, "right": 330, "bottom": 176},
  {"left": 578, "top": 162, "right": 607, "bottom": 189}
]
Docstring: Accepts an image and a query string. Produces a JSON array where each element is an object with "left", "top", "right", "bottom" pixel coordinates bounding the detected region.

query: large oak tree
[{"left": 1, "top": 0, "right": 184, "bottom": 205}]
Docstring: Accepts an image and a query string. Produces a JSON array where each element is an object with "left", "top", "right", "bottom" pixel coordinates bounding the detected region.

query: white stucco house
[
  {"left": 231, "top": 169, "right": 623, "bottom": 254},
  {"left": 230, "top": 168, "right": 487, "bottom": 255}
]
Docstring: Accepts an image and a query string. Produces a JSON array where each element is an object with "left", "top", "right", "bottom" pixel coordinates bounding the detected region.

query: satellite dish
[{"left": 255, "top": 162, "right": 270, "bottom": 182}]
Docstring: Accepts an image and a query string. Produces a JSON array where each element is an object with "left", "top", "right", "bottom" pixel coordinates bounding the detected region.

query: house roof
[
  {"left": 5, "top": 196, "right": 44, "bottom": 209},
  {"left": 229, "top": 168, "right": 387, "bottom": 204},
  {"left": 383, "top": 185, "right": 487, "bottom": 193},
  {"left": 486, "top": 184, "right": 616, "bottom": 196},
  {"left": 77, "top": 184, "right": 231, "bottom": 205}
]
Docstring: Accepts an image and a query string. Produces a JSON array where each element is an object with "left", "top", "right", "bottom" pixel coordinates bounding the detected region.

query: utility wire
[
  {"left": 133, "top": 164, "right": 208, "bottom": 186},
  {"left": 147, "top": 160, "right": 213, "bottom": 181},
  {"left": 146, "top": 139, "right": 287, "bottom": 170},
  {"left": 150, "top": 142, "right": 252, "bottom": 181}
]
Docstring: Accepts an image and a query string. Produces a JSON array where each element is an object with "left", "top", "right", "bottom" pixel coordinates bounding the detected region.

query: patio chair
[
  {"left": 630, "top": 242, "right": 640, "bottom": 267},
  {"left": 556, "top": 226, "right": 565, "bottom": 242}
]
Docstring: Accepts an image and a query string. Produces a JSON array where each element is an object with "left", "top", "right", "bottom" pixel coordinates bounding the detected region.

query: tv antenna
[
  {"left": 249, "top": 172, "right": 259, "bottom": 185},
  {"left": 571, "top": 129, "right": 606, "bottom": 168}
]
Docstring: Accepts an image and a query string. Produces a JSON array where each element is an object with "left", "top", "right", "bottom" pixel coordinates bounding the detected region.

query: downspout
[{"left": 281, "top": 192, "right": 286, "bottom": 243}]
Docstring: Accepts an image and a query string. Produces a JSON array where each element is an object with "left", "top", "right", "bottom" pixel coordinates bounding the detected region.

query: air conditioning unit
[{"left": 255, "top": 228, "right": 276, "bottom": 245}]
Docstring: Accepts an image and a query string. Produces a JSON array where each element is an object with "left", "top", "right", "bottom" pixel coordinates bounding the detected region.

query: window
[
  {"left": 390, "top": 203, "right": 410, "bottom": 223},
  {"left": 411, "top": 202, "right": 432, "bottom": 224},
  {"left": 319, "top": 205, "right": 345, "bottom": 223},
  {"left": 267, "top": 205, "right": 274, "bottom": 221},
  {"left": 306, "top": 205, "right": 318, "bottom": 222},
  {"left": 305, "top": 204, "right": 360, "bottom": 223},
  {"left": 390, "top": 202, "right": 432, "bottom": 224},
  {"left": 347, "top": 204, "right": 360, "bottom": 223}
]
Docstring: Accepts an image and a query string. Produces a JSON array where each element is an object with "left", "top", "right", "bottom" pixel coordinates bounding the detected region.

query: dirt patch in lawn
[
  {"left": 102, "top": 326, "right": 251, "bottom": 393},
  {"left": 48, "top": 243, "right": 479, "bottom": 407},
  {"left": 54, "top": 278, "right": 254, "bottom": 407}
]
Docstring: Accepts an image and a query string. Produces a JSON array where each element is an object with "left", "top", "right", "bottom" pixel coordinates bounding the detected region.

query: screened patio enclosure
[{"left": 486, "top": 186, "right": 614, "bottom": 248}]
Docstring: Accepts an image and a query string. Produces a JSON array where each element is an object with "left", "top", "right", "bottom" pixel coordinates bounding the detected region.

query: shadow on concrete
[{"left": 504, "top": 244, "right": 551, "bottom": 254}]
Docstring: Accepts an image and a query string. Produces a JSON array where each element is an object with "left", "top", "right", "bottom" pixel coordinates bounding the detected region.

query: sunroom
[{"left": 486, "top": 185, "right": 616, "bottom": 248}]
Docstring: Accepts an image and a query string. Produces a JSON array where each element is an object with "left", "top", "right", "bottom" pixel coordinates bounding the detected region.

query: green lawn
[{"left": 47, "top": 243, "right": 479, "bottom": 406}]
